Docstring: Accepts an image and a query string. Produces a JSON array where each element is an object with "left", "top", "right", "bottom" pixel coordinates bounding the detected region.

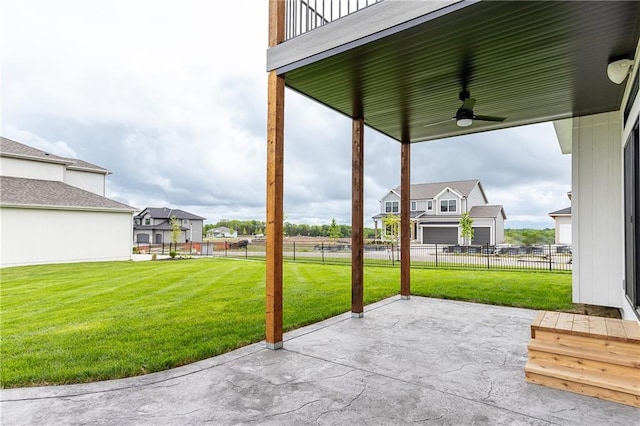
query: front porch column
[
  {"left": 352, "top": 118, "right": 364, "bottom": 317},
  {"left": 400, "top": 140, "right": 411, "bottom": 299},
  {"left": 265, "top": 0, "right": 285, "bottom": 350}
]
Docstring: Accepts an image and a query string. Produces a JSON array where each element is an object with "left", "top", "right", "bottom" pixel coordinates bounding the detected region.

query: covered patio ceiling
[{"left": 267, "top": 0, "right": 640, "bottom": 143}]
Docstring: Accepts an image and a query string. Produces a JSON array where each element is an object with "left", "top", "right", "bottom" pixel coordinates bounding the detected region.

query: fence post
[
  {"left": 391, "top": 244, "right": 395, "bottom": 266},
  {"left": 549, "top": 244, "right": 552, "bottom": 271},
  {"left": 245, "top": 244, "right": 248, "bottom": 258},
  {"left": 321, "top": 242, "right": 324, "bottom": 263},
  {"left": 487, "top": 243, "right": 490, "bottom": 269},
  {"left": 225, "top": 241, "right": 228, "bottom": 257},
  {"left": 189, "top": 241, "right": 192, "bottom": 255},
  {"left": 293, "top": 241, "right": 296, "bottom": 262},
  {"left": 162, "top": 242, "right": 165, "bottom": 255},
  {"left": 435, "top": 243, "right": 438, "bottom": 267}
]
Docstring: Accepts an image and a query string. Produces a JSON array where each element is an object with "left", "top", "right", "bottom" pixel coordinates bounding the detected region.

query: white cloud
[{"left": 1, "top": 0, "right": 571, "bottom": 229}]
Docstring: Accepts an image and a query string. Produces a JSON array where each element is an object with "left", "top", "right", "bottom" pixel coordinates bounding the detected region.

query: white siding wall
[
  {"left": 64, "top": 170, "right": 106, "bottom": 195},
  {"left": 554, "top": 216, "right": 572, "bottom": 245},
  {"left": 466, "top": 185, "right": 486, "bottom": 209},
  {"left": 0, "top": 157, "right": 65, "bottom": 181},
  {"left": 572, "top": 111, "right": 623, "bottom": 308},
  {"left": 0, "top": 207, "right": 133, "bottom": 267},
  {"left": 436, "top": 189, "right": 459, "bottom": 215},
  {"left": 380, "top": 192, "right": 400, "bottom": 213}
]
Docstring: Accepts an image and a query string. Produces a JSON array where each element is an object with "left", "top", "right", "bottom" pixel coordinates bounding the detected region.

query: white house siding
[
  {"left": 64, "top": 170, "right": 105, "bottom": 195},
  {"left": 0, "top": 207, "right": 133, "bottom": 267},
  {"left": 572, "top": 111, "right": 623, "bottom": 308},
  {"left": 465, "top": 185, "right": 486, "bottom": 209},
  {"left": 436, "top": 189, "right": 459, "bottom": 215},
  {"left": 555, "top": 216, "right": 572, "bottom": 245},
  {"left": 0, "top": 157, "right": 64, "bottom": 181}
]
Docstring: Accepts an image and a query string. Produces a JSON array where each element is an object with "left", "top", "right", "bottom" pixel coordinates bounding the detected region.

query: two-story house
[
  {"left": 0, "top": 137, "right": 137, "bottom": 267},
  {"left": 373, "top": 179, "right": 506, "bottom": 245},
  {"left": 133, "top": 207, "right": 205, "bottom": 244}
]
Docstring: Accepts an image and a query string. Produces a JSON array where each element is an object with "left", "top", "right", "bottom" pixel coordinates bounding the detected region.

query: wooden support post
[
  {"left": 352, "top": 118, "right": 364, "bottom": 317},
  {"left": 400, "top": 141, "right": 411, "bottom": 299},
  {"left": 266, "top": 0, "right": 285, "bottom": 350}
]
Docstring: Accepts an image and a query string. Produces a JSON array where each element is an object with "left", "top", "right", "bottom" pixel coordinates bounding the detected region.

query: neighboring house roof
[
  {"left": 212, "top": 227, "right": 230, "bottom": 233},
  {"left": 469, "top": 205, "right": 507, "bottom": 220},
  {"left": 0, "top": 137, "right": 111, "bottom": 174},
  {"left": 134, "top": 223, "right": 189, "bottom": 231},
  {"left": 372, "top": 211, "right": 425, "bottom": 220},
  {"left": 392, "top": 179, "right": 486, "bottom": 201},
  {"left": 0, "top": 176, "right": 136, "bottom": 212},
  {"left": 549, "top": 207, "right": 572, "bottom": 216},
  {"left": 1, "top": 136, "right": 69, "bottom": 164},
  {"left": 136, "top": 207, "right": 206, "bottom": 221},
  {"left": 61, "top": 157, "right": 111, "bottom": 174}
]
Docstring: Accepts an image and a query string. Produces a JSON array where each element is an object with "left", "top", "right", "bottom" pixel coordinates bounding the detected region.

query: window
[
  {"left": 440, "top": 199, "right": 457, "bottom": 212},
  {"left": 144, "top": 218, "right": 151, "bottom": 225},
  {"left": 182, "top": 219, "right": 189, "bottom": 225},
  {"left": 411, "top": 201, "right": 417, "bottom": 211},
  {"left": 427, "top": 200, "right": 433, "bottom": 211},
  {"left": 385, "top": 201, "right": 399, "bottom": 213}
]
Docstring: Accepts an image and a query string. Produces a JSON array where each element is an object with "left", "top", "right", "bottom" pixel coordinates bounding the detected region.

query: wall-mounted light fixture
[{"left": 607, "top": 58, "right": 634, "bottom": 84}]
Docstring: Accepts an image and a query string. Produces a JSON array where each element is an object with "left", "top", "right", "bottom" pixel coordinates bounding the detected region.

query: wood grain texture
[{"left": 352, "top": 118, "right": 364, "bottom": 314}]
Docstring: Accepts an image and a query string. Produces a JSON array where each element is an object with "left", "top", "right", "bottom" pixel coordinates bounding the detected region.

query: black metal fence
[{"left": 157, "top": 240, "right": 572, "bottom": 272}]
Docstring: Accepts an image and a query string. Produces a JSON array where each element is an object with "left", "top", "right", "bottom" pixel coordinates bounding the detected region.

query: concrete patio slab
[{"left": 2, "top": 296, "right": 638, "bottom": 425}]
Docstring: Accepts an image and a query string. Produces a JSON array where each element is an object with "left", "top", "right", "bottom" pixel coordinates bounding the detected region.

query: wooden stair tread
[
  {"left": 531, "top": 311, "right": 640, "bottom": 343},
  {"left": 528, "top": 339, "right": 640, "bottom": 368},
  {"left": 524, "top": 362, "right": 640, "bottom": 395},
  {"left": 525, "top": 370, "right": 640, "bottom": 408}
]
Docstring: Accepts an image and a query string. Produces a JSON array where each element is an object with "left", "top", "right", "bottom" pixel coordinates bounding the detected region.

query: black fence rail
[
  {"left": 284, "top": 0, "right": 383, "bottom": 40},
  {"left": 186, "top": 240, "right": 572, "bottom": 272}
]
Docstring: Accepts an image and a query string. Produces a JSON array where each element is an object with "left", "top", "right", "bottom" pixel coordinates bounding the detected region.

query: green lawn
[{"left": 0, "top": 258, "right": 571, "bottom": 388}]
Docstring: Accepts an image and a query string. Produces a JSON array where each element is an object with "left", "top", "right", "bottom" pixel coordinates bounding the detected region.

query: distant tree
[
  {"left": 329, "top": 218, "right": 341, "bottom": 240},
  {"left": 459, "top": 212, "right": 474, "bottom": 245},
  {"left": 169, "top": 215, "right": 181, "bottom": 251},
  {"left": 381, "top": 214, "right": 400, "bottom": 243}
]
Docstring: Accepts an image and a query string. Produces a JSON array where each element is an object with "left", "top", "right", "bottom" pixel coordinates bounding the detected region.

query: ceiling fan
[
  {"left": 423, "top": 55, "right": 506, "bottom": 128},
  {"left": 424, "top": 90, "right": 507, "bottom": 128}
]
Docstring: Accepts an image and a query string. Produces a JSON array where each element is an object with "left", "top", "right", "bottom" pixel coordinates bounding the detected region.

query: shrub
[
  {"left": 151, "top": 253, "right": 157, "bottom": 261},
  {"left": 169, "top": 251, "right": 177, "bottom": 259}
]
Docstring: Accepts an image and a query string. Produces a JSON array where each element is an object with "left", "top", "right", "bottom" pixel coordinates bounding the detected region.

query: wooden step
[
  {"left": 525, "top": 357, "right": 640, "bottom": 395},
  {"left": 526, "top": 311, "right": 640, "bottom": 407},
  {"left": 530, "top": 311, "right": 640, "bottom": 343},
  {"left": 525, "top": 364, "right": 640, "bottom": 407},
  {"left": 528, "top": 337, "right": 640, "bottom": 368}
]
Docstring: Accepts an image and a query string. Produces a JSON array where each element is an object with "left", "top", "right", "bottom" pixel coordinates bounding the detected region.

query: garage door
[
  {"left": 422, "top": 227, "right": 458, "bottom": 244},
  {"left": 136, "top": 233, "right": 149, "bottom": 243},
  {"left": 471, "top": 227, "right": 490, "bottom": 245}
]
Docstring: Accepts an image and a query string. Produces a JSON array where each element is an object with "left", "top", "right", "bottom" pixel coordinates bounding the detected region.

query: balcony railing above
[{"left": 285, "top": 0, "right": 384, "bottom": 40}]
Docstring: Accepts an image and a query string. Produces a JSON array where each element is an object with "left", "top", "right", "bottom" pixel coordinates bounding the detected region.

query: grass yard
[{"left": 1, "top": 258, "right": 572, "bottom": 388}]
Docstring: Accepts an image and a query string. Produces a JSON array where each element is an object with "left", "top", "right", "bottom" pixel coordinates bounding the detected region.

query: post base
[
  {"left": 351, "top": 312, "right": 364, "bottom": 318},
  {"left": 265, "top": 341, "right": 283, "bottom": 350}
]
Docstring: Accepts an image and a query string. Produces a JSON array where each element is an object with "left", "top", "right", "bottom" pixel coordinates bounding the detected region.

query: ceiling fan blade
[
  {"left": 461, "top": 97, "right": 476, "bottom": 111},
  {"left": 473, "top": 114, "right": 506, "bottom": 122},
  {"left": 423, "top": 118, "right": 454, "bottom": 128}
]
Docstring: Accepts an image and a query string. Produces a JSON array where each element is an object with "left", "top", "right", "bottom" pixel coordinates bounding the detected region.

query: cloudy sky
[{"left": 1, "top": 0, "right": 571, "bottom": 229}]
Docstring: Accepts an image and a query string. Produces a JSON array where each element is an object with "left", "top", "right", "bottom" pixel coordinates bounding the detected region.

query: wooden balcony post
[
  {"left": 266, "top": 0, "right": 285, "bottom": 350},
  {"left": 352, "top": 118, "right": 364, "bottom": 317},
  {"left": 400, "top": 140, "right": 411, "bottom": 299}
]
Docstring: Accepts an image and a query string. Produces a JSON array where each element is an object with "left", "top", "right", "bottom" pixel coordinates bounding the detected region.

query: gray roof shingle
[
  {"left": 393, "top": 179, "right": 483, "bottom": 200},
  {"left": 136, "top": 207, "right": 206, "bottom": 220},
  {"left": 0, "top": 176, "right": 137, "bottom": 211},
  {"left": 469, "top": 205, "right": 506, "bottom": 219},
  {"left": 1, "top": 137, "right": 110, "bottom": 174},
  {"left": 549, "top": 207, "right": 571, "bottom": 216}
]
